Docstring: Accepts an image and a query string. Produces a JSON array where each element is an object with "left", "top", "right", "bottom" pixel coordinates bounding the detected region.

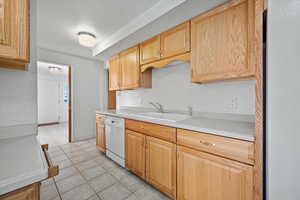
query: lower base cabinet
[
  {"left": 96, "top": 114, "right": 106, "bottom": 153},
  {"left": 125, "top": 130, "right": 146, "bottom": 179},
  {"left": 177, "top": 146, "right": 253, "bottom": 200},
  {"left": 0, "top": 183, "right": 40, "bottom": 200},
  {"left": 146, "top": 136, "right": 176, "bottom": 199}
]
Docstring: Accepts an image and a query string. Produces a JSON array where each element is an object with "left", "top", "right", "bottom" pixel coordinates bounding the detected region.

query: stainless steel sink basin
[{"left": 135, "top": 112, "right": 191, "bottom": 122}]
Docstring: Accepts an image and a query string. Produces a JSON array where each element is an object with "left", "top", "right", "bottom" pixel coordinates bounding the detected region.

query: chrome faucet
[{"left": 149, "top": 102, "right": 164, "bottom": 113}]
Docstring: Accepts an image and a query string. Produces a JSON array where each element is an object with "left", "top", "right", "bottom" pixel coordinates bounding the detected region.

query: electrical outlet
[{"left": 227, "top": 97, "right": 239, "bottom": 112}]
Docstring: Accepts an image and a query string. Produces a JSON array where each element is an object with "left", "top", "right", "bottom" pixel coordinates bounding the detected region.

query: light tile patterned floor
[
  {"left": 41, "top": 139, "right": 171, "bottom": 200},
  {"left": 38, "top": 123, "right": 69, "bottom": 147}
]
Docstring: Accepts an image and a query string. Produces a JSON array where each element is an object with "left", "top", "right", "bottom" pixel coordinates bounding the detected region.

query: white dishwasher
[{"left": 104, "top": 116, "right": 125, "bottom": 167}]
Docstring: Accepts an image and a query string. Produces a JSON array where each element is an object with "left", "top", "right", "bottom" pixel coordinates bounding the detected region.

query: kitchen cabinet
[
  {"left": 191, "top": 0, "right": 256, "bottom": 83},
  {"left": 119, "top": 45, "right": 152, "bottom": 90},
  {"left": 177, "top": 145, "right": 253, "bottom": 200},
  {"left": 160, "top": 22, "right": 190, "bottom": 59},
  {"left": 96, "top": 114, "right": 106, "bottom": 153},
  {"left": 140, "top": 36, "right": 161, "bottom": 65},
  {"left": 146, "top": 136, "right": 176, "bottom": 199},
  {"left": 125, "top": 130, "right": 146, "bottom": 179},
  {"left": 0, "top": 0, "right": 30, "bottom": 70},
  {"left": 109, "top": 55, "right": 121, "bottom": 91},
  {"left": 0, "top": 183, "right": 40, "bottom": 200}
]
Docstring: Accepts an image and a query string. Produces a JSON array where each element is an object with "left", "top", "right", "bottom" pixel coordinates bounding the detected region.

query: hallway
[{"left": 38, "top": 123, "right": 69, "bottom": 147}]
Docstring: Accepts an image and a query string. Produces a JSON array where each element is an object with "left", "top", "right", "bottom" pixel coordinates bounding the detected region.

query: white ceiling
[{"left": 37, "top": 0, "right": 161, "bottom": 60}]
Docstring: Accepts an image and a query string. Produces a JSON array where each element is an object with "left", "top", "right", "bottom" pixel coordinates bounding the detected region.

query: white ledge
[{"left": 92, "top": 0, "right": 187, "bottom": 56}]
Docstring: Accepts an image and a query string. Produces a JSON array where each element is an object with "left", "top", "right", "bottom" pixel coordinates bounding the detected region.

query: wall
[
  {"left": 38, "top": 67, "right": 69, "bottom": 124},
  {"left": 0, "top": 0, "right": 37, "bottom": 139},
  {"left": 37, "top": 48, "right": 105, "bottom": 141},
  {"left": 267, "top": 0, "right": 300, "bottom": 199},
  {"left": 117, "top": 63, "right": 255, "bottom": 115}
]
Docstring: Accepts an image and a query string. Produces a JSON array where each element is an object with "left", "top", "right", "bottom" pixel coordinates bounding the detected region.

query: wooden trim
[
  {"left": 254, "top": 0, "right": 264, "bottom": 199},
  {"left": 263, "top": 0, "right": 267, "bottom": 11},
  {"left": 38, "top": 122, "right": 59, "bottom": 127},
  {"left": 0, "top": 183, "right": 40, "bottom": 200},
  {"left": 41, "top": 144, "right": 59, "bottom": 178},
  {"left": 68, "top": 66, "right": 72, "bottom": 143},
  {"left": 107, "top": 91, "right": 116, "bottom": 109},
  {"left": 0, "top": 59, "right": 27, "bottom": 71},
  {"left": 141, "top": 52, "right": 190, "bottom": 72}
]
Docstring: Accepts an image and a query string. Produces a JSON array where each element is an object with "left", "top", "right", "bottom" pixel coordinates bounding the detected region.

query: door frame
[{"left": 68, "top": 66, "right": 72, "bottom": 143}]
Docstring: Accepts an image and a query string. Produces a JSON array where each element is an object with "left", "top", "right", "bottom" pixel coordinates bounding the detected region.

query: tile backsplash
[{"left": 117, "top": 62, "right": 255, "bottom": 115}]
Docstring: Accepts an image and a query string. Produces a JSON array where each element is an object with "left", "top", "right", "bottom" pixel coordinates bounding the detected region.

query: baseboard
[{"left": 38, "top": 122, "right": 59, "bottom": 127}]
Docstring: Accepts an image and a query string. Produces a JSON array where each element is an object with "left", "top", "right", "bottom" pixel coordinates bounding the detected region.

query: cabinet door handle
[{"left": 199, "top": 140, "right": 215, "bottom": 147}]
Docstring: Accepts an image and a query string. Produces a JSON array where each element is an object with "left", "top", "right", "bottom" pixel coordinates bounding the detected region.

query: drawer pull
[{"left": 199, "top": 140, "right": 215, "bottom": 147}]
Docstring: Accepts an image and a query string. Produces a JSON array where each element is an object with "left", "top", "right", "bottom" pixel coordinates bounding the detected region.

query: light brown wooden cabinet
[
  {"left": 177, "top": 145, "right": 253, "bottom": 200},
  {"left": 191, "top": 0, "right": 256, "bottom": 83},
  {"left": 109, "top": 55, "right": 121, "bottom": 91},
  {"left": 125, "top": 129, "right": 146, "bottom": 179},
  {"left": 0, "top": 183, "right": 40, "bottom": 200},
  {"left": 109, "top": 46, "right": 151, "bottom": 91},
  {"left": 146, "top": 136, "right": 176, "bottom": 199},
  {"left": 160, "top": 22, "right": 190, "bottom": 59},
  {"left": 140, "top": 36, "right": 161, "bottom": 65},
  {"left": 0, "top": 0, "right": 30, "bottom": 70},
  {"left": 96, "top": 114, "right": 106, "bottom": 153}
]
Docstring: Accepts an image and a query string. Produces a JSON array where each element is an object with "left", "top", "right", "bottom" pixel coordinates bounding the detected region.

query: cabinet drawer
[
  {"left": 177, "top": 129, "right": 254, "bottom": 165},
  {"left": 125, "top": 120, "right": 176, "bottom": 143}
]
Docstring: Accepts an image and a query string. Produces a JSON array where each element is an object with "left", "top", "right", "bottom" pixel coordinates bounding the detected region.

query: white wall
[
  {"left": 38, "top": 69, "right": 69, "bottom": 124},
  {"left": 267, "top": 0, "right": 300, "bottom": 199},
  {"left": 37, "top": 48, "right": 105, "bottom": 141},
  {"left": 0, "top": 0, "right": 37, "bottom": 139},
  {"left": 117, "top": 63, "right": 255, "bottom": 115}
]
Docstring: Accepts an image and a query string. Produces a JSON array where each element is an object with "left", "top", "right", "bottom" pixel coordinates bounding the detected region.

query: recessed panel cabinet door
[
  {"left": 146, "top": 136, "right": 176, "bottom": 199},
  {"left": 191, "top": 0, "right": 255, "bottom": 83},
  {"left": 109, "top": 55, "right": 120, "bottom": 91},
  {"left": 140, "top": 36, "right": 161, "bottom": 65},
  {"left": 177, "top": 146, "right": 253, "bottom": 200},
  {"left": 160, "top": 22, "right": 190, "bottom": 59},
  {"left": 120, "top": 46, "right": 140, "bottom": 90},
  {"left": 96, "top": 115, "right": 106, "bottom": 153},
  {"left": 125, "top": 130, "right": 146, "bottom": 179},
  {"left": 0, "top": 0, "right": 29, "bottom": 62}
]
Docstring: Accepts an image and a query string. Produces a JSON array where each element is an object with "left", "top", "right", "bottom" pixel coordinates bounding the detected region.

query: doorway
[{"left": 37, "top": 61, "right": 72, "bottom": 147}]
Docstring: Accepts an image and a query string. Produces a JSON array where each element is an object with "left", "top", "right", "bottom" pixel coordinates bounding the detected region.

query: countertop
[
  {"left": 96, "top": 109, "right": 255, "bottom": 142},
  {"left": 0, "top": 136, "right": 48, "bottom": 195}
]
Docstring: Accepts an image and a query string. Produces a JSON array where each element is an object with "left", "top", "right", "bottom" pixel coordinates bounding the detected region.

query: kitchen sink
[{"left": 135, "top": 112, "right": 191, "bottom": 122}]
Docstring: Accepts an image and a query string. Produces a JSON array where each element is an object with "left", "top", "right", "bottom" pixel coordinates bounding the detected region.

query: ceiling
[{"left": 37, "top": 0, "right": 161, "bottom": 60}]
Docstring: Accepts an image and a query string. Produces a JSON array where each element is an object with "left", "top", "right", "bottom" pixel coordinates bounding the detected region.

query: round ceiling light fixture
[
  {"left": 48, "top": 66, "right": 62, "bottom": 72},
  {"left": 78, "top": 32, "right": 97, "bottom": 47}
]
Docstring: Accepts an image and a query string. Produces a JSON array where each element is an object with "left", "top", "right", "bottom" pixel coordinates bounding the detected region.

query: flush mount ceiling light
[
  {"left": 78, "top": 32, "right": 97, "bottom": 47},
  {"left": 48, "top": 66, "right": 62, "bottom": 72}
]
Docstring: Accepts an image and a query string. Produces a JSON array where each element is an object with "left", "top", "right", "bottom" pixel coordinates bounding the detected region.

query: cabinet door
[
  {"left": 0, "top": 0, "right": 29, "bottom": 62},
  {"left": 140, "top": 36, "right": 161, "bottom": 65},
  {"left": 109, "top": 55, "right": 120, "bottom": 91},
  {"left": 177, "top": 146, "right": 253, "bottom": 200},
  {"left": 160, "top": 22, "right": 190, "bottom": 59},
  {"left": 125, "top": 130, "right": 146, "bottom": 179},
  {"left": 146, "top": 136, "right": 176, "bottom": 199},
  {"left": 120, "top": 46, "right": 140, "bottom": 90},
  {"left": 96, "top": 115, "right": 106, "bottom": 153},
  {"left": 191, "top": 0, "right": 255, "bottom": 83}
]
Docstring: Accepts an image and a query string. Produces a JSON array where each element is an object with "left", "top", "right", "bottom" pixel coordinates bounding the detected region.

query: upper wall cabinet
[
  {"left": 140, "top": 36, "right": 161, "bottom": 65},
  {"left": 160, "top": 22, "right": 190, "bottom": 59},
  {"left": 191, "top": 0, "right": 256, "bottom": 83},
  {"left": 0, "top": 0, "right": 30, "bottom": 70},
  {"left": 109, "top": 55, "right": 121, "bottom": 91}
]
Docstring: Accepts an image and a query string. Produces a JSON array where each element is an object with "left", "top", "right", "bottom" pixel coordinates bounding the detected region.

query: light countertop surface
[
  {"left": 96, "top": 109, "right": 255, "bottom": 142},
  {"left": 0, "top": 136, "right": 48, "bottom": 195}
]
